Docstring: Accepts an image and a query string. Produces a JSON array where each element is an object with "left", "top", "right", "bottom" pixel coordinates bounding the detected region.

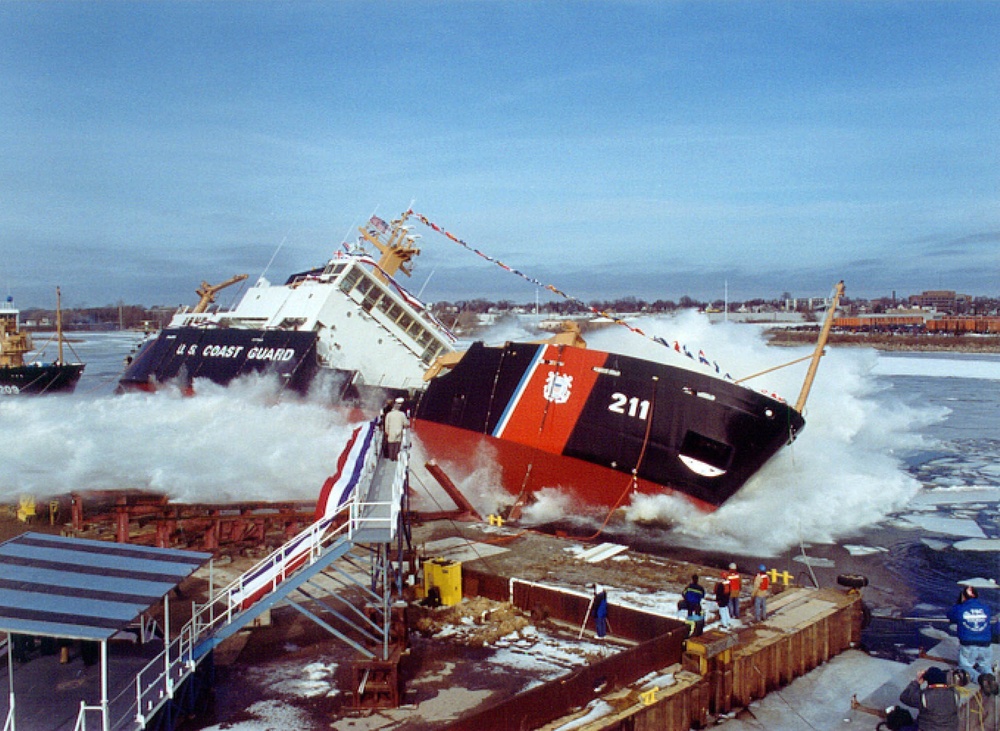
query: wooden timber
[{"left": 542, "top": 586, "right": 863, "bottom": 730}]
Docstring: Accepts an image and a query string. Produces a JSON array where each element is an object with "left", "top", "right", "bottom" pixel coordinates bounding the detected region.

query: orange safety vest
[{"left": 725, "top": 571, "right": 742, "bottom": 594}]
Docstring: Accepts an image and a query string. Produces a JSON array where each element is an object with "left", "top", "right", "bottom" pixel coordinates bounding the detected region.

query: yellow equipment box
[{"left": 424, "top": 558, "right": 462, "bottom": 606}]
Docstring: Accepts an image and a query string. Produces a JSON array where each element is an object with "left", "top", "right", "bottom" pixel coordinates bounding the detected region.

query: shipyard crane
[{"left": 192, "top": 274, "right": 249, "bottom": 313}]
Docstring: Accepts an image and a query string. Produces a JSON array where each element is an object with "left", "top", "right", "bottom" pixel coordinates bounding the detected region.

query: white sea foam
[
  {"left": 0, "top": 375, "right": 356, "bottom": 503},
  {"left": 515, "top": 312, "right": 945, "bottom": 555},
  {"left": 0, "top": 322, "right": 949, "bottom": 557}
]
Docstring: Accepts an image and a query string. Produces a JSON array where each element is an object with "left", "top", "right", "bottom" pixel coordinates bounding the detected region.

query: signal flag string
[{"left": 404, "top": 210, "right": 792, "bottom": 402}]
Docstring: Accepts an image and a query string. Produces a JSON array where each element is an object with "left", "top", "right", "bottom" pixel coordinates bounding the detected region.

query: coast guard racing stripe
[{"left": 493, "top": 345, "right": 605, "bottom": 454}]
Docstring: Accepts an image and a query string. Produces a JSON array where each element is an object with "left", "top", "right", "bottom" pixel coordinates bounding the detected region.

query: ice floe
[
  {"left": 953, "top": 538, "right": 1000, "bottom": 551},
  {"left": 900, "top": 515, "right": 986, "bottom": 538}
]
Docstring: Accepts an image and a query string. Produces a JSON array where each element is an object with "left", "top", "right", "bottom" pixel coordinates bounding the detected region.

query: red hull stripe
[
  {"left": 413, "top": 419, "right": 718, "bottom": 514},
  {"left": 493, "top": 345, "right": 606, "bottom": 454}
]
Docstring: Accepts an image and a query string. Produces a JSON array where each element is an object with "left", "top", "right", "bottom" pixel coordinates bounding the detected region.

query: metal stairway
[{"left": 78, "top": 421, "right": 409, "bottom": 731}]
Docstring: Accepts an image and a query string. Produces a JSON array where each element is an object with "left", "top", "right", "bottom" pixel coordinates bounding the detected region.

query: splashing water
[
  {"left": 0, "top": 322, "right": 947, "bottom": 557},
  {"left": 490, "top": 312, "right": 945, "bottom": 554},
  {"left": 0, "top": 372, "right": 356, "bottom": 504}
]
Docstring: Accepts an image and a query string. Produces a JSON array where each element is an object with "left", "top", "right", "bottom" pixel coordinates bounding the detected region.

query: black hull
[
  {"left": 413, "top": 341, "right": 805, "bottom": 510},
  {"left": 119, "top": 329, "right": 805, "bottom": 511},
  {"left": 0, "top": 363, "right": 84, "bottom": 396},
  {"left": 119, "top": 328, "right": 322, "bottom": 394},
  {"left": 117, "top": 328, "right": 406, "bottom": 409}
]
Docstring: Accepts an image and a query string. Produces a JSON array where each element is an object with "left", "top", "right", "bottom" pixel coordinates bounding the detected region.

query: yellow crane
[{"left": 191, "top": 274, "right": 249, "bottom": 314}]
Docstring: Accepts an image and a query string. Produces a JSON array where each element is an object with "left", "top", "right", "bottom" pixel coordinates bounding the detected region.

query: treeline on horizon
[{"left": 20, "top": 292, "right": 1000, "bottom": 332}]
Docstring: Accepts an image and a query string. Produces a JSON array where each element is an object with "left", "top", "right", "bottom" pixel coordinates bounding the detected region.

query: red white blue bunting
[{"left": 407, "top": 210, "right": 752, "bottom": 388}]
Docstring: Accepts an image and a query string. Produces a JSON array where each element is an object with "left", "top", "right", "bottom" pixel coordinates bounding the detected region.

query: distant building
[
  {"left": 784, "top": 296, "right": 835, "bottom": 312},
  {"left": 908, "top": 290, "right": 972, "bottom": 312}
]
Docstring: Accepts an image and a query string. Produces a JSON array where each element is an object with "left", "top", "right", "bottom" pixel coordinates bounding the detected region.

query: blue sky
[{"left": 1, "top": 1, "right": 997, "bottom": 309}]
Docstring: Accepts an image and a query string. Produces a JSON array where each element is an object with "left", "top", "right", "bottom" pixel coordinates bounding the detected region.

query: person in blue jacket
[
  {"left": 682, "top": 574, "right": 706, "bottom": 617},
  {"left": 593, "top": 585, "right": 609, "bottom": 639},
  {"left": 947, "top": 585, "right": 994, "bottom": 686}
]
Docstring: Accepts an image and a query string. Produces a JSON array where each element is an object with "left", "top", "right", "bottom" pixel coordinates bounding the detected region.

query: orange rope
[{"left": 578, "top": 379, "right": 658, "bottom": 542}]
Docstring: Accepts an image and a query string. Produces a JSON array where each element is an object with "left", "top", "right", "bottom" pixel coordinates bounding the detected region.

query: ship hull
[
  {"left": 0, "top": 363, "right": 84, "bottom": 396},
  {"left": 119, "top": 330, "right": 805, "bottom": 512},
  {"left": 412, "top": 341, "right": 805, "bottom": 511},
  {"left": 118, "top": 327, "right": 409, "bottom": 408},
  {"left": 119, "top": 328, "right": 322, "bottom": 395}
]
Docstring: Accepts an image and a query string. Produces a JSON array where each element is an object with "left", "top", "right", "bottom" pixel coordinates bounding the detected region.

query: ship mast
[
  {"left": 358, "top": 212, "right": 421, "bottom": 283},
  {"left": 794, "top": 280, "right": 844, "bottom": 413},
  {"left": 192, "top": 274, "right": 249, "bottom": 314},
  {"left": 56, "top": 286, "right": 64, "bottom": 365}
]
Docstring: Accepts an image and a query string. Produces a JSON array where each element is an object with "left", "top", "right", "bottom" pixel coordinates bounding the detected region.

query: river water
[{"left": 1, "top": 323, "right": 997, "bottom": 661}]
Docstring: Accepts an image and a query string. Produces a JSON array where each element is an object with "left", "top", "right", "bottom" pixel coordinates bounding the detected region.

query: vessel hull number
[{"left": 609, "top": 392, "right": 650, "bottom": 420}]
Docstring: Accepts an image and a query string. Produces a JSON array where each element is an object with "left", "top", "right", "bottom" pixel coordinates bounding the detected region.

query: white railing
[
  {"left": 348, "top": 432, "right": 407, "bottom": 542},
  {"left": 132, "top": 505, "right": 355, "bottom": 728},
  {"left": 69, "top": 421, "right": 406, "bottom": 730},
  {"left": 125, "top": 426, "right": 403, "bottom": 730}
]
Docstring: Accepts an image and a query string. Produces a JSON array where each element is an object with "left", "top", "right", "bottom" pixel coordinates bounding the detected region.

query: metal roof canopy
[{"left": 0, "top": 531, "right": 211, "bottom": 641}]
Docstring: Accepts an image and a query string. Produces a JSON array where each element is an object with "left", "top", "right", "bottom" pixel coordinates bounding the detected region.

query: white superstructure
[{"left": 167, "top": 214, "right": 458, "bottom": 392}]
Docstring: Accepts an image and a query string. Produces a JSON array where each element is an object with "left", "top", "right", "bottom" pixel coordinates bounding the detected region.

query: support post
[{"left": 5, "top": 631, "right": 14, "bottom": 731}]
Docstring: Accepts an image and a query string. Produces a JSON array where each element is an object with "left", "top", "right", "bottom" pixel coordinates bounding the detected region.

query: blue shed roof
[{"left": 0, "top": 532, "right": 211, "bottom": 641}]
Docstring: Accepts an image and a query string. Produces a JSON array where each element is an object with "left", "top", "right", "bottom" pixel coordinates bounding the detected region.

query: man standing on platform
[
  {"left": 682, "top": 574, "right": 706, "bottom": 617},
  {"left": 725, "top": 562, "right": 742, "bottom": 620},
  {"left": 714, "top": 573, "right": 732, "bottom": 630},
  {"left": 383, "top": 397, "right": 409, "bottom": 461},
  {"left": 752, "top": 565, "right": 770, "bottom": 622},
  {"left": 948, "top": 585, "right": 995, "bottom": 690}
]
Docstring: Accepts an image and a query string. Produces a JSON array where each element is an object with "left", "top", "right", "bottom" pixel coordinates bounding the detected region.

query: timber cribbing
[{"left": 439, "top": 573, "right": 863, "bottom": 731}]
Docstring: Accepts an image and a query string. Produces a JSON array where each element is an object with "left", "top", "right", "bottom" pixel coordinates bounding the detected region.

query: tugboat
[
  {"left": 119, "top": 210, "right": 839, "bottom": 512},
  {"left": 0, "top": 288, "right": 85, "bottom": 396}
]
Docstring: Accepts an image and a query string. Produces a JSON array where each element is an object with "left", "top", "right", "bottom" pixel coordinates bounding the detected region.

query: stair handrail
[{"left": 349, "top": 427, "right": 408, "bottom": 541}]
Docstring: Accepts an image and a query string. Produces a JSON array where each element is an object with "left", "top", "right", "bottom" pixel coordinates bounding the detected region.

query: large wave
[
  {"left": 1, "top": 320, "right": 949, "bottom": 555},
  {"left": 514, "top": 312, "right": 946, "bottom": 554}
]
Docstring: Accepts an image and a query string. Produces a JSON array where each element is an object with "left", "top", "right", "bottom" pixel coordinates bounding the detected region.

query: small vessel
[
  {"left": 0, "top": 288, "right": 85, "bottom": 396},
  {"left": 119, "top": 211, "right": 837, "bottom": 512}
]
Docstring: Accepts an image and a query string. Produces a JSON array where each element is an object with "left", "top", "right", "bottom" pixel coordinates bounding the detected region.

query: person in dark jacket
[
  {"left": 682, "top": 574, "right": 706, "bottom": 617},
  {"left": 947, "top": 585, "right": 993, "bottom": 684},
  {"left": 593, "top": 584, "right": 609, "bottom": 639},
  {"left": 898, "top": 666, "right": 958, "bottom": 731},
  {"left": 714, "top": 574, "right": 732, "bottom": 630}
]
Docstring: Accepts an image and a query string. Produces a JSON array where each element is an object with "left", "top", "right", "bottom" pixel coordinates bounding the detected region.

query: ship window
[
  {"left": 415, "top": 330, "right": 432, "bottom": 347},
  {"left": 398, "top": 314, "right": 413, "bottom": 332},
  {"left": 679, "top": 431, "right": 733, "bottom": 471},
  {"left": 421, "top": 342, "right": 444, "bottom": 364},
  {"left": 386, "top": 303, "right": 403, "bottom": 321},
  {"left": 339, "top": 268, "right": 362, "bottom": 293},
  {"left": 356, "top": 278, "right": 374, "bottom": 296},
  {"left": 362, "top": 291, "right": 382, "bottom": 312}
]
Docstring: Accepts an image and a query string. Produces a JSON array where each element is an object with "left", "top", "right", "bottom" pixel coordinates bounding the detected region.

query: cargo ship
[
  {"left": 0, "top": 289, "right": 85, "bottom": 396},
  {"left": 119, "top": 211, "right": 835, "bottom": 512}
]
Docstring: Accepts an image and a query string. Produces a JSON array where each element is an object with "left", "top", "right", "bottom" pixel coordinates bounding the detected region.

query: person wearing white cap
[
  {"left": 383, "top": 397, "right": 409, "bottom": 460},
  {"left": 724, "top": 563, "right": 742, "bottom": 620}
]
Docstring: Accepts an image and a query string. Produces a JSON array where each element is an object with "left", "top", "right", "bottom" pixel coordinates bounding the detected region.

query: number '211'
[{"left": 608, "top": 392, "right": 650, "bottom": 420}]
